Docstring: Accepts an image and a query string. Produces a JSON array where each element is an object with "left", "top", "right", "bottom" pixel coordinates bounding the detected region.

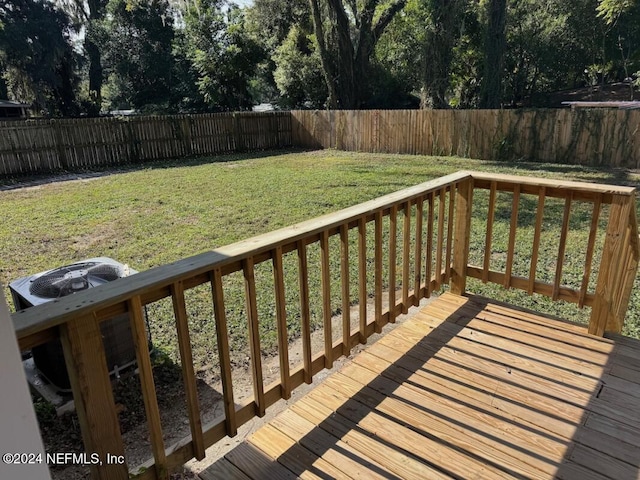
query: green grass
[{"left": 3, "top": 149, "right": 640, "bottom": 372}]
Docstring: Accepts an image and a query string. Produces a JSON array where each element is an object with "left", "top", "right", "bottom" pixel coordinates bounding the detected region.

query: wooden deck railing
[
  {"left": 465, "top": 173, "right": 639, "bottom": 336},
  {"left": 9, "top": 171, "right": 638, "bottom": 479}
]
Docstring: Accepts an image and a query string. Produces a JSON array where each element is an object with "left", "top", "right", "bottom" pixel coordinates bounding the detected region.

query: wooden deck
[{"left": 200, "top": 292, "right": 640, "bottom": 480}]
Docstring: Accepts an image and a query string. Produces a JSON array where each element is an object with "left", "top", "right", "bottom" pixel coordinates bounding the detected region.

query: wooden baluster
[
  {"left": 483, "top": 181, "right": 497, "bottom": 283},
  {"left": 170, "top": 281, "right": 205, "bottom": 460},
  {"left": 374, "top": 211, "right": 383, "bottom": 333},
  {"left": 272, "top": 247, "right": 291, "bottom": 398},
  {"left": 451, "top": 178, "right": 473, "bottom": 295},
  {"left": 504, "top": 184, "right": 520, "bottom": 289},
  {"left": 528, "top": 187, "right": 546, "bottom": 295},
  {"left": 297, "top": 240, "right": 312, "bottom": 384},
  {"left": 414, "top": 196, "right": 424, "bottom": 306},
  {"left": 60, "top": 312, "right": 128, "bottom": 480},
  {"left": 579, "top": 196, "right": 601, "bottom": 307},
  {"left": 553, "top": 193, "right": 573, "bottom": 301},
  {"left": 402, "top": 201, "right": 411, "bottom": 313},
  {"left": 435, "top": 187, "right": 446, "bottom": 289},
  {"left": 426, "top": 192, "right": 434, "bottom": 297},
  {"left": 243, "top": 258, "right": 265, "bottom": 417},
  {"left": 389, "top": 205, "right": 398, "bottom": 323},
  {"left": 320, "top": 231, "right": 334, "bottom": 367},
  {"left": 358, "top": 217, "right": 368, "bottom": 343},
  {"left": 340, "top": 224, "right": 351, "bottom": 354},
  {"left": 128, "top": 296, "right": 167, "bottom": 479},
  {"left": 210, "top": 269, "right": 237, "bottom": 436},
  {"left": 445, "top": 184, "right": 456, "bottom": 284},
  {"left": 589, "top": 195, "right": 632, "bottom": 335}
]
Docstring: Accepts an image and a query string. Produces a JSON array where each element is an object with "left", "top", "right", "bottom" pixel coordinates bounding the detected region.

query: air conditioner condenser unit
[{"left": 9, "top": 257, "right": 149, "bottom": 392}]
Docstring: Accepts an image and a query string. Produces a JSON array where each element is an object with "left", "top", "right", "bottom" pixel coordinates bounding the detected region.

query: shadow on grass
[
  {"left": 0, "top": 148, "right": 311, "bottom": 191},
  {"left": 481, "top": 159, "right": 640, "bottom": 188}
]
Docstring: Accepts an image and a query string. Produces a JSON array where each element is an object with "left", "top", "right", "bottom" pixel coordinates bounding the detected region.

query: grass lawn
[{"left": 2, "top": 149, "right": 640, "bottom": 371}]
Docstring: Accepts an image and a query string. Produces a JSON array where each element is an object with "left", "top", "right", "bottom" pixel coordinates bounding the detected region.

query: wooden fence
[
  {"left": 291, "top": 109, "right": 640, "bottom": 168},
  {"left": 4, "top": 108, "right": 640, "bottom": 176},
  {"left": 0, "top": 112, "right": 292, "bottom": 176}
]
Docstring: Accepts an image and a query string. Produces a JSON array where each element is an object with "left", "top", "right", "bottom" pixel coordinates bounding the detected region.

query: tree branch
[{"left": 372, "top": 0, "right": 407, "bottom": 40}]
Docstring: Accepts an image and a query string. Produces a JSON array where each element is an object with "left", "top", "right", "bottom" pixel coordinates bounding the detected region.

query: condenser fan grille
[{"left": 29, "top": 262, "right": 122, "bottom": 299}]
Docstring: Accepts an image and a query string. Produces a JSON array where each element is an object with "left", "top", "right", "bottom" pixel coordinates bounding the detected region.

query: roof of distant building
[
  {"left": 562, "top": 101, "right": 640, "bottom": 109},
  {"left": 0, "top": 100, "right": 30, "bottom": 108}
]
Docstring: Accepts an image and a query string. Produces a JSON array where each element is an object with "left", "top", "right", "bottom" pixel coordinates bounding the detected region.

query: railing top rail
[
  {"left": 469, "top": 171, "right": 637, "bottom": 196},
  {"left": 12, "top": 171, "right": 471, "bottom": 340}
]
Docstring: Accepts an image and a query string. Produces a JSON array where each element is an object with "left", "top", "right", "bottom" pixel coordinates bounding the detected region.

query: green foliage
[
  {"left": 597, "top": 0, "right": 636, "bottom": 24},
  {"left": 2, "top": 0, "right": 640, "bottom": 114},
  {"left": 0, "top": 0, "right": 80, "bottom": 116},
  {"left": 245, "top": 0, "right": 314, "bottom": 105},
  {"left": 272, "top": 26, "right": 326, "bottom": 108},
  {"left": 245, "top": 0, "right": 310, "bottom": 53},
  {"left": 503, "top": 0, "right": 574, "bottom": 104},
  {"left": 98, "top": 0, "right": 175, "bottom": 111},
  {"left": 375, "top": 0, "right": 424, "bottom": 95},
  {"left": 308, "top": 0, "right": 410, "bottom": 108},
  {"left": 183, "top": 1, "right": 263, "bottom": 110}
]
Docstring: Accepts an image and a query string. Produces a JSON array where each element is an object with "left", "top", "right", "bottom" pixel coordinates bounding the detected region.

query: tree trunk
[
  {"left": 85, "top": 0, "right": 107, "bottom": 116},
  {"left": 309, "top": 0, "right": 338, "bottom": 107},
  {"left": 86, "top": 38, "right": 102, "bottom": 115},
  {"left": 309, "top": 0, "right": 406, "bottom": 109},
  {"left": 480, "top": 0, "right": 507, "bottom": 109},
  {"left": 420, "top": 0, "right": 461, "bottom": 109}
]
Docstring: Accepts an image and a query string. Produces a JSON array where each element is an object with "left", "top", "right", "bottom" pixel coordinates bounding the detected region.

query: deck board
[{"left": 200, "top": 292, "right": 640, "bottom": 480}]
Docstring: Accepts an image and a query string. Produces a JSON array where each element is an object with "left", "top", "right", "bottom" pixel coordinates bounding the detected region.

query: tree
[
  {"left": 85, "top": 0, "right": 109, "bottom": 113},
  {"left": 421, "top": 0, "right": 466, "bottom": 108},
  {"left": 182, "top": 0, "right": 263, "bottom": 110},
  {"left": 272, "top": 25, "right": 326, "bottom": 107},
  {"left": 501, "top": 0, "right": 573, "bottom": 105},
  {"left": 98, "top": 0, "right": 175, "bottom": 111},
  {"left": 245, "top": 0, "right": 311, "bottom": 103},
  {"left": 57, "top": 0, "right": 109, "bottom": 114},
  {"left": 479, "top": 0, "right": 507, "bottom": 108},
  {"left": 597, "top": 0, "right": 640, "bottom": 98},
  {"left": 308, "top": 0, "right": 408, "bottom": 108},
  {"left": 0, "top": 0, "right": 80, "bottom": 116}
]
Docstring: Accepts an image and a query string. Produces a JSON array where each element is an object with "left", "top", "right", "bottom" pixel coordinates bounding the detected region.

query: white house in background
[
  {"left": 0, "top": 100, "right": 30, "bottom": 120},
  {"left": 252, "top": 103, "right": 275, "bottom": 112}
]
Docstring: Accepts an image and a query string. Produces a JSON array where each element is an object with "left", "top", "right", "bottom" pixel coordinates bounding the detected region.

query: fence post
[
  {"left": 60, "top": 314, "right": 128, "bottom": 480},
  {"left": 126, "top": 119, "right": 140, "bottom": 163},
  {"left": 233, "top": 113, "right": 245, "bottom": 152},
  {"left": 52, "top": 119, "right": 69, "bottom": 170},
  {"left": 180, "top": 116, "right": 193, "bottom": 157},
  {"left": 451, "top": 176, "right": 473, "bottom": 295},
  {"left": 588, "top": 194, "right": 633, "bottom": 336}
]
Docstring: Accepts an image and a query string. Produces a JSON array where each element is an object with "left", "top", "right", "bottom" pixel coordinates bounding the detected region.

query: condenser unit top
[{"left": 9, "top": 257, "right": 135, "bottom": 308}]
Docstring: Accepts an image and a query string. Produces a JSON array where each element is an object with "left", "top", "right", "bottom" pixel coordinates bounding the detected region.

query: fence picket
[{"left": 0, "top": 112, "right": 292, "bottom": 175}]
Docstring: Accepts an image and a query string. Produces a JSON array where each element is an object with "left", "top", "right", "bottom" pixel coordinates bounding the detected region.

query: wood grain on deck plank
[{"left": 200, "top": 293, "right": 640, "bottom": 480}]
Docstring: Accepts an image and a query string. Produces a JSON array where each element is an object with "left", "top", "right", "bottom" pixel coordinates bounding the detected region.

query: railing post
[
  {"left": 589, "top": 194, "right": 634, "bottom": 336},
  {"left": 451, "top": 177, "right": 473, "bottom": 295},
  {"left": 60, "top": 314, "right": 128, "bottom": 480},
  {"left": 615, "top": 201, "right": 639, "bottom": 323}
]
